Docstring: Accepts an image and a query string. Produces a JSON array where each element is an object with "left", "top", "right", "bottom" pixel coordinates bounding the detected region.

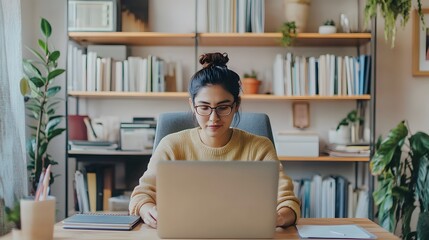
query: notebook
[
  {"left": 62, "top": 213, "right": 140, "bottom": 230},
  {"left": 156, "top": 160, "right": 279, "bottom": 239},
  {"left": 296, "top": 224, "right": 377, "bottom": 239}
]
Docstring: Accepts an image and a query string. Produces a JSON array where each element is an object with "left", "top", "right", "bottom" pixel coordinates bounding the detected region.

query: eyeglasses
[{"left": 194, "top": 103, "right": 235, "bottom": 116}]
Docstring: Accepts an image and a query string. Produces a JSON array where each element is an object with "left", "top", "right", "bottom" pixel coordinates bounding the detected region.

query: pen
[
  {"left": 41, "top": 164, "right": 52, "bottom": 201},
  {"left": 330, "top": 230, "right": 346, "bottom": 236},
  {"left": 34, "top": 171, "right": 45, "bottom": 202}
]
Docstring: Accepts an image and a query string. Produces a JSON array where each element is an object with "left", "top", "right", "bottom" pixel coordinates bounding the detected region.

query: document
[{"left": 296, "top": 224, "right": 377, "bottom": 239}]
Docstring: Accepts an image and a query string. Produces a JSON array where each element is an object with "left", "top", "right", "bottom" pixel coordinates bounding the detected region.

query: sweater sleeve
[
  {"left": 257, "top": 138, "right": 301, "bottom": 224},
  {"left": 128, "top": 138, "right": 175, "bottom": 215}
]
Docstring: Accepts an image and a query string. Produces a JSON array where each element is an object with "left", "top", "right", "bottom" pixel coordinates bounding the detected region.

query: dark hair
[{"left": 188, "top": 52, "right": 241, "bottom": 107}]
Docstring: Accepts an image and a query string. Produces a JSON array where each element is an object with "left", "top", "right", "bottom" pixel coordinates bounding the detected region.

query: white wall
[{"left": 20, "top": 0, "right": 429, "bottom": 223}]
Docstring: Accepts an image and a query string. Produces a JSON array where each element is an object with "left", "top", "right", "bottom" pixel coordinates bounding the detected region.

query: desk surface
[{"left": 0, "top": 218, "right": 398, "bottom": 240}]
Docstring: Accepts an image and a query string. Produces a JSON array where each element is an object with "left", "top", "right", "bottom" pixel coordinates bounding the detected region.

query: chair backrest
[{"left": 153, "top": 112, "right": 275, "bottom": 150}]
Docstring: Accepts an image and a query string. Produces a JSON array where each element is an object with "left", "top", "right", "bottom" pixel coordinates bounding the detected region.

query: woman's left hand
[{"left": 276, "top": 207, "right": 296, "bottom": 227}]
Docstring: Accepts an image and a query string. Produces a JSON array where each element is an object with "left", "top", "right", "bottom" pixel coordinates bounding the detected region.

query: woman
[{"left": 129, "top": 52, "right": 300, "bottom": 228}]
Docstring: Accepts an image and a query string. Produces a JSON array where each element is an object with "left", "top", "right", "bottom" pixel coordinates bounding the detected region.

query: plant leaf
[
  {"left": 29, "top": 77, "right": 45, "bottom": 88},
  {"left": 46, "top": 118, "right": 62, "bottom": 134},
  {"left": 48, "top": 51, "right": 60, "bottom": 62},
  {"left": 46, "top": 86, "right": 61, "bottom": 97},
  {"left": 20, "top": 78, "right": 31, "bottom": 96},
  {"left": 47, "top": 128, "right": 66, "bottom": 141},
  {"left": 41, "top": 18, "right": 52, "bottom": 38},
  {"left": 26, "top": 46, "right": 45, "bottom": 62},
  {"left": 38, "top": 39, "right": 48, "bottom": 55},
  {"left": 370, "top": 121, "right": 408, "bottom": 175},
  {"left": 410, "top": 132, "right": 429, "bottom": 159},
  {"left": 417, "top": 155, "right": 429, "bottom": 211},
  {"left": 23, "top": 60, "right": 42, "bottom": 78},
  {"left": 417, "top": 212, "right": 429, "bottom": 240},
  {"left": 47, "top": 69, "right": 65, "bottom": 81}
]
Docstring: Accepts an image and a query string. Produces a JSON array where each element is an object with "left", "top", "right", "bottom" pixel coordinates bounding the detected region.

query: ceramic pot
[
  {"left": 318, "top": 25, "right": 337, "bottom": 34},
  {"left": 284, "top": 0, "right": 310, "bottom": 33},
  {"left": 20, "top": 197, "right": 55, "bottom": 240},
  {"left": 241, "top": 78, "right": 261, "bottom": 94}
]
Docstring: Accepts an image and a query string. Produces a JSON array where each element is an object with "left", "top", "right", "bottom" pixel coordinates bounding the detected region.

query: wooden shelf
[
  {"left": 69, "top": 32, "right": 196, "bottom": 46},
  {"left": 68, "top": 91, "right": 371, "bottom": 100},
  {"left": 69, "top": 32, "right": 371, "bottom": 47},
  {"left": 279, "top": 156, "right": 369, "bottom": 162},
  {"left": 198, "top": 32, "right": 371, "bottom": 47}
]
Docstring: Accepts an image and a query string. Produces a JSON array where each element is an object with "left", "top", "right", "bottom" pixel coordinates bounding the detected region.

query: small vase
[
  {"left": 283, "top": 0, "right": 310, "bottom": 33},
  {"left": 241, "top": 78, "right": 261, "bottom": 94}
]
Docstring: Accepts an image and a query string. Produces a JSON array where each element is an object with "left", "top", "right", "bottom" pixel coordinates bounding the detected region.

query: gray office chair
[{"left": 153, "top": 111, "right": 275, "bottom": 150}]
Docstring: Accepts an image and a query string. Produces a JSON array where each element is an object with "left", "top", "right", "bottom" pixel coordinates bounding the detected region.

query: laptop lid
[{"left": 157, "top": 161, "right": 279, "bottom": 239}]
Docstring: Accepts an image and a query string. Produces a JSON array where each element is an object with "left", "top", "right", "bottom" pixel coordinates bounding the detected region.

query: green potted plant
[
  {"left": 371, "top": 121, "right": 429, "bottom": 239},
  {"left": 280, "top": 21, "right": 297, "bottom": 47},
  {"left": 365, "top": 0, "right": 424, "bottom": 48},
  {"left": 20, "top": 18, "right": 65, "bottom": 193},
  {"left": 319, "top": 19, "right": 337, "bottom": 34},
  {"left": 335, "top": 110, "right": 363, "bottom": 143},
  {"left": 241, "top": 70, "right": 261, "bottom": 94}
]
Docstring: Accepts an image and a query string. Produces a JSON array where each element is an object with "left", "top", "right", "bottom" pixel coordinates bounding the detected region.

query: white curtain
[{"left": 0, "top": 0, "right": 27, "bottom": 235}]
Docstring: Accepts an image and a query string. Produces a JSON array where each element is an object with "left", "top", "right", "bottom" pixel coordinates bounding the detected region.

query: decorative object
[
  {"left": 412, "top": 8, "right": 429, "bottom": 76},
  {"left": 340, "top": 13, "right": 351, "bottom": 33},
  {"left": 20, "top": 197, "right": 56, "bottom": 240},
  {"left": 336, "top": 110, "right": 363, "bottom": 143},
  {"left": 292, "top": 101, "right": 310, "bottom": 129},
  {"left": 20, "top": 18, "right": 65, "bottom": 193},
  {"left": 241, "top": 70, "right": 261, "bottom": 94},
  {"left": 370, "top": 121, "right": 429, "bottom": 239},
  {"left": 365, "top": 0, "right": 424, "bottom": 48},
  {"left": 280, "top": 21, "right": 297, "bottom": 47},
  {"left": 283, "top": 0, "right": 310, "bottom": 33},
  {"left": 318, "top": 19, "right": 337, "bottom": 34}
]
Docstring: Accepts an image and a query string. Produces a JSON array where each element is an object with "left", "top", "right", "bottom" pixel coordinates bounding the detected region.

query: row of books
[
  {"left": 74, "top": 165, "right": 115, "bottom": 213},
  {"left": 67, "top": 43, "right": 184, "bottom": 92},
  {"left": 273, "top": 53, "right": 372, "bottom": 96},
  {"left": 206, "top": 0, "right": 264, "bottom": 33},
  {"left": 293, "top": 175, "right": 369, "bottom": 218}
]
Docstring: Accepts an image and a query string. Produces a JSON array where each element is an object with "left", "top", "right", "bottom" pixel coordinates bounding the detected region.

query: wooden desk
[{"left": 0, "top": 218, "right": 398, "bottom": 240}]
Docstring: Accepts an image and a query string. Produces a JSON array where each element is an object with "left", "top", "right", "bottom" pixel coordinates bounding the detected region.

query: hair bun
[{"left": 199, "top": 52, "right": 229, "bottom": 68}]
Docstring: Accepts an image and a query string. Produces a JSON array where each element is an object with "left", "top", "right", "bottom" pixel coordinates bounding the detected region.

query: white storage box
[{"left": 275, "top": 133, "right": 319, "bottom": 157}]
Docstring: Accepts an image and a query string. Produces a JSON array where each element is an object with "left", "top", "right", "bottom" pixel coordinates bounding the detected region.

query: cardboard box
[{"left": 275, "top": 133, "right": 319, "bottom": 157}]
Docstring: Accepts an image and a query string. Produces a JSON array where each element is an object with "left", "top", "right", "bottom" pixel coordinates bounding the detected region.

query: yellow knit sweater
[{"left": 129, "top": 127, "right": 301, "bottom": 222}]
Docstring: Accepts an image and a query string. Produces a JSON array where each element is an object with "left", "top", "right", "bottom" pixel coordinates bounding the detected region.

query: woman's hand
[
  {"left": 276, "top": 207, "right": 296, "bottom": 227},
  {"left": 140, "top": 204, "right": 158, "bottom": 228}
]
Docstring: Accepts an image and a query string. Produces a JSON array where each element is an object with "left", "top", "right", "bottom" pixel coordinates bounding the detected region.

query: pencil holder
[{"left": 20, "top": 196, "right": 56, "bottom": 240}]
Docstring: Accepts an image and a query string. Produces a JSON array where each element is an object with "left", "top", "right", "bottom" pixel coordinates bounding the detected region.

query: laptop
[{"left": 156, "top": 161, "right": 279, "bottom": 239}]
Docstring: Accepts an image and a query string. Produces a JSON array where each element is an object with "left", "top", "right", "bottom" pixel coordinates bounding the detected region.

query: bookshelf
[{"left": 66, "top": 0, "right": 376, "bottom": 219}]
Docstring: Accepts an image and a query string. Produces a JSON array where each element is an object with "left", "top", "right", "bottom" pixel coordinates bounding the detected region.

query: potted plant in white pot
[
  {"left": 371, "top": 121, "right": 429, "bottom": 239},
  {"left": 319, "top": 19, "right": 337, "bottom": 34}
]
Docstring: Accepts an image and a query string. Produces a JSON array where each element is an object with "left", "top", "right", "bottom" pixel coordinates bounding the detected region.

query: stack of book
[
  {"left": 325, "top": 143, "right": 370, "bottom": 157},
  {"left": 68, "top": 140, "right": 118, "bottom": 151}
]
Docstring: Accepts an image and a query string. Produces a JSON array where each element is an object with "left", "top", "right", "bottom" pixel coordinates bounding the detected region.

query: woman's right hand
[{"left": 139, "top": 204, "right": 158, "bottom": 228}]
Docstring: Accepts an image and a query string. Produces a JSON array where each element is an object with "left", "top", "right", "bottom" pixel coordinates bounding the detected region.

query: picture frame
[
  {"left": 292, "top": 101, "right": 310, "bottom": 129},
  {"left": 412, "top": 8, "right": 429, "bottom": 76}
]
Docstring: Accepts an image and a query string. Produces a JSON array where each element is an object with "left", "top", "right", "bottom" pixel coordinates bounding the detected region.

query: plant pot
[
  {"left": 283, "top": 0, "right": 310, "bottom": 33},
  {"left": 241, "top": 78, "right": 261, "bottom": 94},
  {"left": 318, "top": 25, "right": 337, "bottom": 34},
  {"left": 20, "top": 197, "right": 56, "bottom": 240}
]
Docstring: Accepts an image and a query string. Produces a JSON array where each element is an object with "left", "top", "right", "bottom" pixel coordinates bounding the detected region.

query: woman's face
[{"left": 189, "top": 84, "right": 238, "bottom": 146}]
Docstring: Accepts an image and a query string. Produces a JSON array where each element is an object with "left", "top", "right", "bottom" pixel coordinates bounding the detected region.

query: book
[{"left": 62, "top": 213, "right": 140, "bottom": 230}]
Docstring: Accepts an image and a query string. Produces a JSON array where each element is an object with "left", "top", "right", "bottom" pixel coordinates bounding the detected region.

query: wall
[{"left": 20, "top": 0, "right": 429, "bottom": 223}]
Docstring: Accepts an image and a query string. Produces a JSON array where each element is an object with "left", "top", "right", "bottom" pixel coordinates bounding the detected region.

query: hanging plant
[{"left": 365, "top": 0, "right": 424, "bottom": 48}]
